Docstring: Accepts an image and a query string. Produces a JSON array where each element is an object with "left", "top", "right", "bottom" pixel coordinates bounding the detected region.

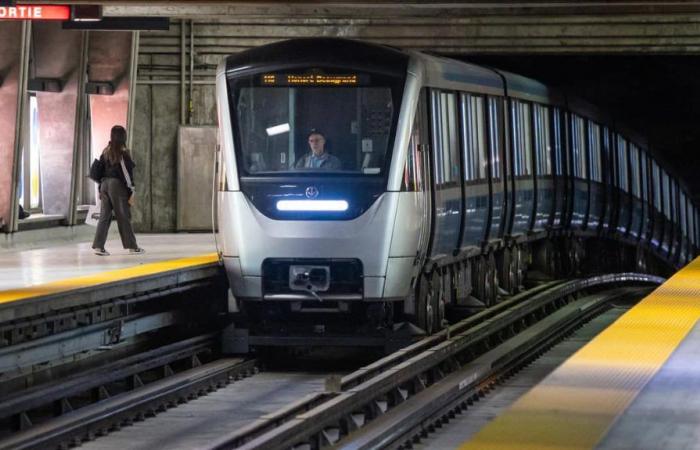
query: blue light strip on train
[{"left": 276, "top": 200, "right": 349, "bottom": 211}]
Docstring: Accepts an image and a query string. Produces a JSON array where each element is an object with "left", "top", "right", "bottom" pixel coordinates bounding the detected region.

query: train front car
[{"left": 215, "top": 39, "right": 416, "bottom": 346}]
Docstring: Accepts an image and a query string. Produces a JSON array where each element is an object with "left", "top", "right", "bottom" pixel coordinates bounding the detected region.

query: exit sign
[{"left": 0, "top": 5, "right": 70, "bottom": 20}]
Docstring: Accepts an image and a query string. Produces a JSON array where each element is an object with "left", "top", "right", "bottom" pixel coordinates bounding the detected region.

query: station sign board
[{"left": 0, "top": 5, "right": 70, "bottom": 20}]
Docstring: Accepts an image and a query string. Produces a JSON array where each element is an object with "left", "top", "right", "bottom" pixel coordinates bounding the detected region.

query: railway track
[{"left": 0, "top": 273, "right": 661, "bottom": 450}]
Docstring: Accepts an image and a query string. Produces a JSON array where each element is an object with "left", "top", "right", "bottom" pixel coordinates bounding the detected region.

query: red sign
[{"left": 0, "top": 5, "right": 70, "bottom": 20}]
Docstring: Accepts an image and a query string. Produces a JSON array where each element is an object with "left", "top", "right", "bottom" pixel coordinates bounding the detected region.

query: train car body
[{"left": 215, "top": 38, "right": 698, "bottom": 345}]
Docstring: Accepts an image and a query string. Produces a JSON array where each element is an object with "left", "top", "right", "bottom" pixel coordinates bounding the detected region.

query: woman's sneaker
[
  {"left": 94, "top": 248, "right": 110, "bottom": 256},
  {"left": 129, "top": 247, "right": 145, "bottom": 255}
]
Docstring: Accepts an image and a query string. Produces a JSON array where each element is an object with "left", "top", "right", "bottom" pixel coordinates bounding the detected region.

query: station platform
[
  {"left": 460, "top": 256, "right": 700, "bottom": 450},
  {"left": 0, "top": 233, "right": 220, "bottom": 323}
]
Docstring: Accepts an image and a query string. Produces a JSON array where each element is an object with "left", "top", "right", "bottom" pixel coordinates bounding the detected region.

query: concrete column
[
  {"left": 0, "top": 22, "right": 29, "bottom": 232},
  {"left": 32, "top": 22, "right": 84, "bottom": 218}
]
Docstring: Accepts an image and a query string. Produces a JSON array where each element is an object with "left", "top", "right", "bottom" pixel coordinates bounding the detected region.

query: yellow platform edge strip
[
  {"left": 461, "top": 257, "right": 700, "bottom": 450},
  {"left": 0, "top": 253, "right": 220, "bottom": 306}
]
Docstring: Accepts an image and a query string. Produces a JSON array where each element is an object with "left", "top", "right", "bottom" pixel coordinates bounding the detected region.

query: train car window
[
  {"left": 461, "top": 93, "right": 487, "bottom": 181},
  {"left": 662, "top": 170, "right": 671, "bottom": 219},
  {"left": 652, "top": 161, "right": 662, "bottom": 210},
  {"left": 231, "top": 69, "right": 403, "bottom": 176},
  {"left": 588, "top": 121, "right": 602, "bottom": 182},
  {"left": 431, "top": 90, "right": 460, "bottom": 185},
  {"left": 533, "top": 104, "right": 552, "bottom": 176},
  {"left": 488, "top": 97, "right": 503, "bottom": 180},
  {"left": 553, "top": 108, "right": 564, "bottom": 176},
  {"left": 403, "top": 91, "right": 427, "bottom": 192},
  {"left": 616, "top": 136, "right": 629, "bottom": 192},
  {"left": 681, "top": 190, "right": 688, "bottom": 237},
  {"left": 691, "top": 203, "right": 697, "bottom": 247},
  {"left": 571, "top": 115, "right": 586, "bottom": 179},
  {"left": 511, "top": 100, "right": 533, "bottom": 176},
  {"left": 640, "top": 150, "right": 649, "bottom": 202},
  {"left": 629, "top": 144, "right": 641, "bottom": 198}
]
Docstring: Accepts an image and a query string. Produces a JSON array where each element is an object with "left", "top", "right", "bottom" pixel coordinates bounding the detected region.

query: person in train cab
[
  {"left": 295, "top": 130, "right": 341, "bottom": 170},
  {"left": 91, "top": 125, "right": 145, "bottom": 256}
]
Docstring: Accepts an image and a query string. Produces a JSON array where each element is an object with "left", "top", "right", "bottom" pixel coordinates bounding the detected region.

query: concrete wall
[{"left": 0, "top": 23, "right": 25, "bottom": 231}]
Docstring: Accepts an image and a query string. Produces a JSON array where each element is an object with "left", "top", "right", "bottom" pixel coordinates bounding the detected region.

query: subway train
[{"left": 214, "top": 38, "right": 698, "bottom": 340}]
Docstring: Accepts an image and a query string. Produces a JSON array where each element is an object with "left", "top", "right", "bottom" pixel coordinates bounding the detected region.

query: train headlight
[{"left": 276, "top": 200, "right": 349, "bottom": 211}]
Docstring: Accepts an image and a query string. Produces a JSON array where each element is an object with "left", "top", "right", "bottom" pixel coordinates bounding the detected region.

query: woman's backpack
[{"left": 88, "top": 157, "right": 104, "bottom": 183}]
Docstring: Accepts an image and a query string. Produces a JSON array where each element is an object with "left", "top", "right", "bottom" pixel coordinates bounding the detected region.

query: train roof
[
  {"left": 413, "top": 52, "right": 504, "bottom": 96},
  {"left": 493, "top": 69, "right": 564, "bottom": 106},
  {"left": 225, "top": 38, "right": 408, "bottom": 79}
]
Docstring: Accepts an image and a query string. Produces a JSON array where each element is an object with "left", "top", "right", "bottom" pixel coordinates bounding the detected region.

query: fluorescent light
[
  {"left": 277, "top": 200, "right": 349, "bottom": 212},
  {"left": 266, "top": 123, "right": 290, "bottom": 136}
]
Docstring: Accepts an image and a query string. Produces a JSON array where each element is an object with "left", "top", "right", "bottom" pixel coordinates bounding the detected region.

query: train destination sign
[
  {"left": 261, "top": 73, "right": 360, "bottom": 86},
  {"left": 0, "top": 5, "right": 71, "bottom": 20}
]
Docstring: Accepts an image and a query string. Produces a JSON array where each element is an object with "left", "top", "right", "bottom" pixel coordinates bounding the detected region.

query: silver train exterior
[{"left": 214, "top": 38, "right": 699, "bottom": 338}]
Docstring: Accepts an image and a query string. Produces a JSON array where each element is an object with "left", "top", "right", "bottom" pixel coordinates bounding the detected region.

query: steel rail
[
  {"left": 200, "top": 280, "right": 567, "bottom": 448},
  {"left": 339, "top": 287, "right": 647, "bottom": 449},
  {"left": 0, "top": 357, "right": 257, "bottom": 450},
  {"left": 206, "top": 272, "right": 662, "bottom": 450},
  {"left": 0, "top": 333, "right": 217, "bottom": 425}
]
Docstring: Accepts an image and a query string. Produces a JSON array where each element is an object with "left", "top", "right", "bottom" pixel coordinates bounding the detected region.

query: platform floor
[
  {"left": 461, "top": 257, "right": 700, "bottom": 450},
  {"left": 0, "top": 233, "right": 219, "bottom": 322},
  {"left": 0, "top": 233, "right": 217, "bottom": 292}
]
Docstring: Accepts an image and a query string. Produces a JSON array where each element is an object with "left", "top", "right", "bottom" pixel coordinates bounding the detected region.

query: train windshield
[{"left": 230, "top": 69, "right": 403, "bottom": 176}]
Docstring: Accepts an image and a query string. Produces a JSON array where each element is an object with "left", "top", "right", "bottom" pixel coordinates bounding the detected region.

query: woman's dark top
[{"left": 100, "top": 152, "right": 136, "bottom": 192}]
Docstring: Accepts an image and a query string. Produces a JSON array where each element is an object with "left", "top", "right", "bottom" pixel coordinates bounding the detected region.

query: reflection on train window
[
  {"left": 616, "top": 136, "right": 629, "bottom": 192},
  {"left": 662, "top": 170, "right": 671, "bottom": 219},
  {"left": 640, "top": 150, "right": 649, "bottom": 202},
  {"left": 488, "top": 97, "right": 503, "bottom": 180},
  {"left": 511, "top": 100, "right": 532, "bottom": 177},
  {"left": 681, "top": 190, "right": 688, "bottom": 236},
  {"left": 431, "top": 90, "right": 459, "bottom": 185},
  {"left": 234, "top": 82, "right": 397, "bottom": 175},
  {"left": 571, "top": 115, "right": 586, "bottom": 179},
  {"left": 602, "top": 127, "right": 611, "bottom": 182},
  {"left": 588, "top": 122, "right": 602, "bottom": 182},
  {"left": 403, "top": 91, "right": 426, "bottom": 192},
  {"left": 533, "top": 103, "right": 552, "bottom": 176},
  {"left": 629, "top": 144, "right": 641, "bottom": 198},
  {"left": 652, "top": 161, "right": 662, "bottom": 211},
  {"left": 461, "top": 93, "right": 487, "bottom": 182},
  {"left": 553, "top": 108, "right": 564, "bottom": 176}
]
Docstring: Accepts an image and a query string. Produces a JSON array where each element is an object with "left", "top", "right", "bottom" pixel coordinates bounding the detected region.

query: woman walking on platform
[{"left": 92, "top": 125, "right": 144, "bottom": 256}]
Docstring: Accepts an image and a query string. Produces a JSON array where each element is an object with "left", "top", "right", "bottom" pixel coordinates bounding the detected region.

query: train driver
[{"left": 295, "top": 130, "right": 341, "bottom": 170}]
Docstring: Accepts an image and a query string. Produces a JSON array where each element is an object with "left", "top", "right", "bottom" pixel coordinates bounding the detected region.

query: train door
[
  {"left": 600, "top": 126, "right": 614, "bottom": 234},
  {"left": 459, "top": 92, "right": 489, "bottom": 248},
  {"left": 532, "top": 103, "right": 554, "bottom": 232},
  {"left": 551, "top": 107, "right": 567, "bottom": 230},
  {"left": 661, "top": 169, "right": 672, "bottom": 255},
  {"left": 428, "top": 89, "right": 462, "bottom": 259},
  {"left": 639, "top": 150, "right": 651, "bottom": 244},
  {"left": 629, "top": 143, "right": 643, "bottom": 240},
  {"left": 402, "top": 89, "right": 431, "bottom": 273},
  {"left": 486, "top": 96, "right": 507, "bottom": 241},
  {"left": 615, "top": 136, "right": 631, "bottom": 237},
  {"left": 587, "top": 120, "right": 604, "bottom": 231},
  {"left": 670, "top": 180, "right": 681, "bottom": 263},
  {"left": 651, "top": 160, "right": 664, "bottom": 251},
  {"left": 679, "top": 189, "right": 689, "bottom": 265},
  {"left": 569, "top": 114, "right": 588, "bottom": 230},
  {"left": 508, "top": 98, "right": 536, "bottom": 237}
]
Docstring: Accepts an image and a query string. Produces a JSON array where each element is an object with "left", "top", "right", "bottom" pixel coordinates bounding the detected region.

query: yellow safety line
[
  {"left": 461, "top": 257, "right": 700, "bottom": 450},
  {"left": 0, "top": 253, "right": 220, "bottom": 306}
]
